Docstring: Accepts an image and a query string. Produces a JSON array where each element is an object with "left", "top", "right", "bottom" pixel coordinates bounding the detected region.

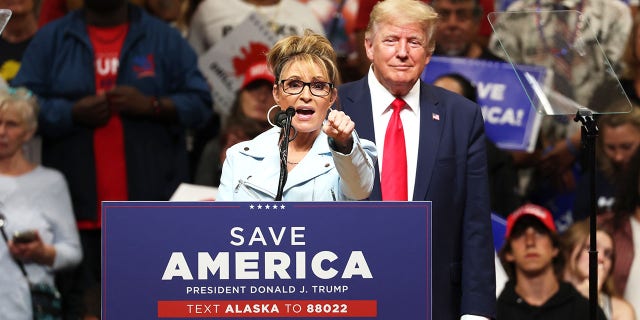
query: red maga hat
[
  {"left": 505, "top": 204, "right": 556, "bottom": 238},
  {"left": 241, "top": 62, "right": 275, "bottom": 89}
]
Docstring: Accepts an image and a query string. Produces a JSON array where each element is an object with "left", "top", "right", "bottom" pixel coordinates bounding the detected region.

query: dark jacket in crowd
[{"left": 12, "top": 5, "right": 213, "bottom": 221}]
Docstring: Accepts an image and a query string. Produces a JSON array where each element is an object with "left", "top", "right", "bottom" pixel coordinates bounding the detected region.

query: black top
[
  {"left": 477, "top": 47, "right": 505, "bottom": 62},
  {"left": 573, "top": 167, "right": 616, "bottom": 221},
  {"left": 497, "top": 281, "right": 606, "bottom": 320},
  {"left": 0, "top": 36, "right": 32, "bottom": 82}
]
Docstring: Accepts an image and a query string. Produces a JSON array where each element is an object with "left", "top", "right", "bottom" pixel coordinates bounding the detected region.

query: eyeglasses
[{"left": 279, "top": 79, "right": 334, "bottom": 97}]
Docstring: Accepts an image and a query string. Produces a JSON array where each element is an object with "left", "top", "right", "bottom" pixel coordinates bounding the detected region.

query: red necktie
[{"left": 381, "top": 98, "right": 408, "bottom": 201}]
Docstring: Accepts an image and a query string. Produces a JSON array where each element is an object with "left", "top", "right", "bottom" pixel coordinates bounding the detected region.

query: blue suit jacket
[{"left": 338, "top": 77, "right": 496, "bottom": 319}]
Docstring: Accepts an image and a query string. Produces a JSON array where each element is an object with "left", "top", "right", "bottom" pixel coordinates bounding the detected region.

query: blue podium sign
[
  {"left": 102, "top": 202, "right": 432, "bottom": 319},
  {"left": 422, "top": 56, "right": 547, "bottom": 152}
]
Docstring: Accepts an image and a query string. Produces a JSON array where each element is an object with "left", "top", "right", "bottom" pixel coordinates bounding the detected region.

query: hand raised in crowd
[
  {"left": 106, "top": 85, "right": 153, "bottom": 117},
  {"left": 323, "top": 109, "right": 355, "bottom": 154},
  {"left": 9, "top": 231, "right": 56, "bottom": 267},
  {"left": 71, "top": 94, "right": 110, "bottom": 127}
]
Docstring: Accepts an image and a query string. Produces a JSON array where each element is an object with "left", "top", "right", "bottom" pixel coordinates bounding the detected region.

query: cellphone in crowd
[{"left": 12, "top": 229, "right": 38, "bottom": 243}]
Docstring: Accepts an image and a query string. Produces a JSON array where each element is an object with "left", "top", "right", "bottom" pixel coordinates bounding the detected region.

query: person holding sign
[
  {"left": 338, "top": 0, "right": 495, "bottom": 318},
  {"left": 217, "top": 30, "right": 376, "bottom": 201}
]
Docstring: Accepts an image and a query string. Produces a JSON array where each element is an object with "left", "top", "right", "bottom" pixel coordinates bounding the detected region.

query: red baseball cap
[
  {"left": 505, "top": 204, "right": 556, "bottom": 238},
  {"left": 241, "top": 62, "right": 275, "bottom": 89}
]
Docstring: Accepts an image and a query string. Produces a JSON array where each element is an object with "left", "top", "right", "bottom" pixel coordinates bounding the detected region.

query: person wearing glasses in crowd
[{"left": 216, "top": 30, "right": 376, "bottom": 201}]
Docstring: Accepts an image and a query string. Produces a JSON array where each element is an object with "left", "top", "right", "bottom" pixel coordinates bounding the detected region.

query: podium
[{"left": 102, "top": 202, "right": 432, "bottom": 319}]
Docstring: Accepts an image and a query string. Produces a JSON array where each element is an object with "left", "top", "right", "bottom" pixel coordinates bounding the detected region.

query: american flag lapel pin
[{"left": 432, "top": 113, "right": 440, "bottom": 121}]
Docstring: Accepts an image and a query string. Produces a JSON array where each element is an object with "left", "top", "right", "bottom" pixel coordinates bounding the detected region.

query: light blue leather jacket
[{"left": 217, "top": 127, "right": 377, "bottom": 201}]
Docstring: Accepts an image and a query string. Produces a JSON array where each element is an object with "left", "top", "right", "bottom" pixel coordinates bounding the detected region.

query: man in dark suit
[{"left": 338, "top": 0, "right": 495, "bottom": 319}]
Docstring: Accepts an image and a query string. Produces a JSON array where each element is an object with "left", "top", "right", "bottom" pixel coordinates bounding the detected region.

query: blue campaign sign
[
  {"left": 491, "top": 213, "right": 507, "bottom": 252},
  {"left": 102, "top": 202, "right": 432, "bottom": 319},
  {"left": 422, "top": 56, "right": 547, "bottom": 152}
]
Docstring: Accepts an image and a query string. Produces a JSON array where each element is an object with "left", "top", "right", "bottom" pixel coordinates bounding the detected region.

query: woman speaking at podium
[{"left": 217, "top": 31, "right": 377, "bottom": 201}]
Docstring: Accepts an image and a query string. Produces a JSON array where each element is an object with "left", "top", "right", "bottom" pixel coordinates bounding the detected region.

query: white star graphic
[
  {"left": 249, "top": 204, "right": 255, "bottom": 209},
  {"left": 257, "top": 204, "right": 262, "bottom": 209},
  {"left": 280, "top": 204, "right": 286, "bottom": 209}
]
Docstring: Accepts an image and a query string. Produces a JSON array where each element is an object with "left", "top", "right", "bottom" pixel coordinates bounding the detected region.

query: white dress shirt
[{"left": 367, "top": 68, "right": 420, "bottom": 200}]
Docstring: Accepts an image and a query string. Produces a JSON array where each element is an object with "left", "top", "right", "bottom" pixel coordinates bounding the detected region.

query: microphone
[
  {"left": 275, "top": 106, "right": 296, "bottom": 201},
  {"left": 274, "top": 107, "right": 296, "bottom": 127}
]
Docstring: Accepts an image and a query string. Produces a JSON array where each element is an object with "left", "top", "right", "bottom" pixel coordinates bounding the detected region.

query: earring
[{"left": 266, "top": 105, "right": 282, "bottom": 127}]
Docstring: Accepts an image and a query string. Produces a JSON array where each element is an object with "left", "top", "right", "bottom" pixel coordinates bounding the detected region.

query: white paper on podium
[{"left": 169, "top": 183, "right": 218, "bottom": 201}]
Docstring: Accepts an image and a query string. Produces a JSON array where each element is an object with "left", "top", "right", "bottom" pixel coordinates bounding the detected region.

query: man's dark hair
[
  {"left": 498, "top": 216, "right": 565, "bottom": 281},
  {"left": 434, "top": 73, "right": 478, "bottom": 102},
  {"left": 84, "top": 0, "right": 128, "bottom": 13},
  {"left": 432, "top": 0, "right": 483, "bottom": 20}
]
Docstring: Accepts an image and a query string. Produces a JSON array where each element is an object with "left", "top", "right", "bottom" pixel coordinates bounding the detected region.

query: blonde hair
[
  {"left": 559, "top": 219, "right": 618, "bottom": 297},
  {"left": 266, "top": 30, "right": 340, "bottom": 86},
  {"left": 0, "top": 86, "right": 38, "bottom": 132},
  {"left": 597, "top": 106, "right": 640, "bottom": 177},
  {"left": 365, "top": 0, "right": 439, "bottom": 54},
  {"left": 622, "top": 12, "right": 640, "bottom": 80}
]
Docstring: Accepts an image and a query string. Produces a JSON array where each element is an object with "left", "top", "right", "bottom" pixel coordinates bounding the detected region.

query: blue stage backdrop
[
  {"left": 422, "top": 56, "right": 547, "bottom": 152},
  {"left": 102, "top": 202, "right": 432, "bottom": 319}
]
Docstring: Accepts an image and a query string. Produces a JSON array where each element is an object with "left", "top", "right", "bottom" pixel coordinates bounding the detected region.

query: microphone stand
[
  {"left": 574, "top": 109, "right": 599, "bottom": 320},
  {"left": 275, "top": 107, "right": 296, "bottom": 201}
]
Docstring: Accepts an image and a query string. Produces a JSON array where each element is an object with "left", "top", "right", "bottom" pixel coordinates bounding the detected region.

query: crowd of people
[{"left": 0, "top": 0, "right": 639, "bottom": 319}]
